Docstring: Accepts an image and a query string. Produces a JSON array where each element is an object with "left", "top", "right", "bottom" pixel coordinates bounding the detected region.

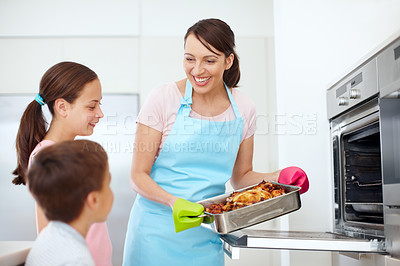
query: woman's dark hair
[
  {"left": 184, "top": 18, "right": 240, "bottom": 88},
  {"left": 12, "top": 61, "right": 98, "bottom": 185},
  {"left": 27, "top": 140, "right": 108, "bottom": 223}
]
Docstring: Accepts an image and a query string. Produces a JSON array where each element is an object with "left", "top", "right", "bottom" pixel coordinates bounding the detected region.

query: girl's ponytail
[{"left": 12, "top": 100, "right": 47, "bottom": 185}]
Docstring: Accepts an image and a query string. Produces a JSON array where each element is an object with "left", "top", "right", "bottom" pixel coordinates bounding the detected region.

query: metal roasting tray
[{"left": 197, "top": 182, "right": 301, "bottom": 234}]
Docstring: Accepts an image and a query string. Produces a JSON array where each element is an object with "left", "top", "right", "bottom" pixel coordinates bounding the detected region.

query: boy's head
[{"left": 27, "top": 140, "right": 113, "bottom": 224}]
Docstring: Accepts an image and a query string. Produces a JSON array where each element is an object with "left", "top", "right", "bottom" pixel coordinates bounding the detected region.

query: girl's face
[
  {"left": 183, "top": 33, "right": 233, "bottom": 94},
  {"left": 67, "top": 78, "right": 104, "bottom": 137}
]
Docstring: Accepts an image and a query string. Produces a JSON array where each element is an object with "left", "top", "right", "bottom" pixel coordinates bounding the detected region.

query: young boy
[{"left": 25, "top": 140, "right": 114, "bottom": 266}]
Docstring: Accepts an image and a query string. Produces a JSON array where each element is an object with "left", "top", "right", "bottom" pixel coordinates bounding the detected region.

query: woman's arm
[
  {"left": 230, "top": 135, "right": 281, "bottom": 190},
  {"left": 131, "top": 123, "right": 178, "bottom": 209}
]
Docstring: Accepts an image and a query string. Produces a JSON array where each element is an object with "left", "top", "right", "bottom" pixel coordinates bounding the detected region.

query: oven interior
[{"left": 342, "top": 121, "right": 383, "bottom": 226}]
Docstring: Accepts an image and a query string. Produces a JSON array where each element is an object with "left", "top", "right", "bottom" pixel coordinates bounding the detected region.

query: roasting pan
[{"left": 197, "top": 182, "right": 301, "bottom": 234}]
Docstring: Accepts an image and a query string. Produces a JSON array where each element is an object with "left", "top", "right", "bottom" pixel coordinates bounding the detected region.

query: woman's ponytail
[
  {"left": 223, "top": 51, "right": 240, "bottom": 88},
  {"left": 12, "top": 100, "right": 47, "bottom": 185}
]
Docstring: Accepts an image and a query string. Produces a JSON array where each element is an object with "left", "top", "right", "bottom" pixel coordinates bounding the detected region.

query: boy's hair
[{"left": 27, "top": 140, "right": 108, "bottom": 223}]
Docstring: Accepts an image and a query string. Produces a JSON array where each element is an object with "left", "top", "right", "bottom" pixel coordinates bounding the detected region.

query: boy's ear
[
  {"left": 54, "top": 98, "right": 70, "bottom": 118},
  {"left": 86, "top": 191, "right": 100, "bottom": 211}
]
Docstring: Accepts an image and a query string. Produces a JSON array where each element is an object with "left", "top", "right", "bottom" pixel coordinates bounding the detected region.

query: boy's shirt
[{"left": 26, "top": 221, "right": 95, "bottom": 266}]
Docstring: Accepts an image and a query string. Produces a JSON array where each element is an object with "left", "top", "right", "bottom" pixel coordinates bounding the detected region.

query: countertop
[{"left": 0, "top": 241, "right": 34, "bottom": 266}]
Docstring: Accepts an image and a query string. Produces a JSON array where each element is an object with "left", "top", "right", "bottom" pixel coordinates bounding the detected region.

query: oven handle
[
  {"left": 348, "top": 175, "right": 382, "bottom": 187},
  {"left": 350, "top": 179, "right": 382, "bottom": 187}
]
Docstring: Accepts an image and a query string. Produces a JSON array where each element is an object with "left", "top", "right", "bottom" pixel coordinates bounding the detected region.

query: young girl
[{"left": 13, "top": 61, "right": 112, "bottom": 266}]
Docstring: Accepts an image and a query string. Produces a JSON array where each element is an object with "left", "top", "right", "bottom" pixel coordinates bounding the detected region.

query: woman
[
  {"left": 13, "top": 61, "right": 113, "bottom": 266},
  {"left": 123, "top": 18, "right": 309, "bottom": 266}
]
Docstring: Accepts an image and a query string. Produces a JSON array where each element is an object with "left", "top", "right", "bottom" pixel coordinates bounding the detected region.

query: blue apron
[{"left": 123, "top": 80, "right": 243, "bottom": 266}]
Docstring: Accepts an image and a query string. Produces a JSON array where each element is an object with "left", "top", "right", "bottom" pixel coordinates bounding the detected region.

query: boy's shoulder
[{"left": 25, "top": 221, "right": 95, "bottom": 266}]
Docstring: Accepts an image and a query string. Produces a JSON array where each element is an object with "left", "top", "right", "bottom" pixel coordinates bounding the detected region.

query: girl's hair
[
  {"left": 184, "top": 18, "right": 240, "bottom": 88},
  {"left": 27, "top": 140, "right": 108, "bottom": 223},
  {"left": 12, "top": 61, "right": 98, "bottom": 185}
]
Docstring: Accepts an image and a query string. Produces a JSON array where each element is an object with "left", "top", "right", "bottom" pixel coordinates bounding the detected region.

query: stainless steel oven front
[
  {"left": 327, "top": 55, "right": 383, "bottom": 240},
  {"left": 327, "top": 36, "right": 400, "bottom": 258}
]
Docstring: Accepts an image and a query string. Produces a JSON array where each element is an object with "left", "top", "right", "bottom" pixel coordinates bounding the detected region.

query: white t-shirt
[
  {"left": 26, "top": 221, "right": 95, "bottom": 266},
  {"left": 27, "top": 140, "right": 112, "bottom": 266}
]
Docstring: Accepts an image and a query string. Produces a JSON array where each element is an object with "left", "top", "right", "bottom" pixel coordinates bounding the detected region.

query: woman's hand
[
  {"left": 172, "top": 198, "right": 204, "bottom": 232},
  {"left": 278, "top": 166, "right": 309, "bottom": 194}
]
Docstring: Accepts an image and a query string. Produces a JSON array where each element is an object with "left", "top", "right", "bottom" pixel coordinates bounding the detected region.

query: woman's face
[
  {"left": 183, "top": 33, "right": 233, "bottom": 94},
  {"left": 67, "top": 78, "right": 104, "bottom": 136}
]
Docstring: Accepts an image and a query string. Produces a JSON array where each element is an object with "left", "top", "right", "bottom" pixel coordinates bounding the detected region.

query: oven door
[
  {"left": 221, "top": 229, "right": 387, "bottom": 259},
  {"left": 336, "top": 103, "right": 384, "bottom": 234}
]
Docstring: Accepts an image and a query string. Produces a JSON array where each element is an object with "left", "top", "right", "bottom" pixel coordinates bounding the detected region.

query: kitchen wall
[
  {"left": 0, "top": 1, "right": 281, "bottom": 265},
  {"left": 5, "top": 1, "right": 399, "bottom": 265},
  {"left": 273, "top": 1, "right": 400, "bottom": 266}
]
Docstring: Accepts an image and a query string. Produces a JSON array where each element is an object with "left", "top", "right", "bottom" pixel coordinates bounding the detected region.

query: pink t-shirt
[
  {"left": 29, "top": 140, "right": 113, "bottom": 266},
  {"left": 137, "top": 82, "right": 257, "bottom": 158}
]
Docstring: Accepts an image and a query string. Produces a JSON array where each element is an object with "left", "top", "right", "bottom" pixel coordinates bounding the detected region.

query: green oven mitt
[{"left": 173, "top": 198, "right": 204, "bottom": 233}]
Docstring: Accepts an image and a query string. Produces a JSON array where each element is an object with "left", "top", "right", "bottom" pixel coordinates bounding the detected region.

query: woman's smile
[{"left": 193, "top": 76, "right": 211, "bottom": 86}]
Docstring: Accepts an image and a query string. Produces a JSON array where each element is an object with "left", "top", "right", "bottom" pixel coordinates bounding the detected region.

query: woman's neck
[
  {"left": 192, "top": 84, "right": 227, "bottom": 106},
  {"left": 192, "top": 83, "right": 230, "bottom": 117},
  {"left": 176, "top": 79, "right": 231, "bottom": 117}
]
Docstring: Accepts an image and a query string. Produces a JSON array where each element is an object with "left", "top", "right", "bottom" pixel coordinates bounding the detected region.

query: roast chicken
[{"left": 205, "top": 181, "right": 285, "bottom": 214}]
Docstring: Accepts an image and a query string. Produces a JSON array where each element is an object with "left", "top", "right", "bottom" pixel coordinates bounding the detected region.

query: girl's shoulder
[
  {"left": 31, "top": 140, "right": 55, "bottom": 156},
  {"left": 28, "top": 140, "right": 56, "bottom": 168}
]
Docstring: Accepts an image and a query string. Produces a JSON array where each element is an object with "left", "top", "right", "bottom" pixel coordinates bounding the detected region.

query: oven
[
  {"left": 325, "top": 35, "right": 400, "bottom": 258},
  {"left": 219, "top": 35, "right": 400, "bottom": 262},
  {"left": 328, "top": 59, "right": 383, "bottom": 241}
]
